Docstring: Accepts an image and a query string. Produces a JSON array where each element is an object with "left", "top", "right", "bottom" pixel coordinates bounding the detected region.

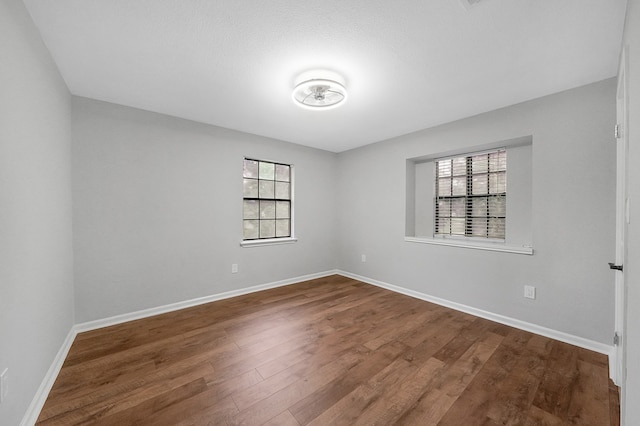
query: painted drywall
[
  {"left": 0, "top": 0, "right": 74, "bottom": 424},
  {"left": 622, "top": 1, "right": 639, "bottom": 425},
  {"left": 337, "top": 79, "right": 617, "bottom": 345},
  {"left": 72, "top": 97, "right": 338, "bottom": 322}
]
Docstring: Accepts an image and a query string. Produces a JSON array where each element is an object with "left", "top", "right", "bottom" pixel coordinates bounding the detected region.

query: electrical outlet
[
  {"left": 361, "top": 254, "right": 366, "bottom": 263},
  {"left": 231, "top": 264, "right": 238, "bottom": 274},
  {"left": 1, "top": 368, "right": 7, "bottom": 403},
  {"left": 524, "top": 285, "right": 536, "bottom": 299}
]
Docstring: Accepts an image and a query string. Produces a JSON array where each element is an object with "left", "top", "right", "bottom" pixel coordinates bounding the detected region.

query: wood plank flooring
[{"left": 37, "top": 275, "right": 619, "bottom": 425}]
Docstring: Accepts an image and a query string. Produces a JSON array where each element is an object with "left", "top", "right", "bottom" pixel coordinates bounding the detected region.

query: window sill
[
  {"left": 240, "top": 237, "right": 298, "bottom": 248},
  {"left": 405, "top": 236, "right": 533, "bottom": 255}
]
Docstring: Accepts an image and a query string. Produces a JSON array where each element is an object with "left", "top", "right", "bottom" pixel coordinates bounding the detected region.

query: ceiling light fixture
[{"left": 292, "top": 71, "right": 347, "bottom": 110}]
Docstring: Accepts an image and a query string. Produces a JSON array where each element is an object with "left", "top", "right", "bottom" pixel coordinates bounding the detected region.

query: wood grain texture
[{"left": 37, "top": 275, "right": 618, "bottom": 425}]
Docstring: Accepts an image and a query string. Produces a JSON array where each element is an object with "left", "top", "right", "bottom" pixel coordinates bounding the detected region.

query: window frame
[
  {"left": 240, "top": 158, "right": 297, "bottom": 247},
  {"left": 434, "top": 148, "right": 507, "bottom": 241}
]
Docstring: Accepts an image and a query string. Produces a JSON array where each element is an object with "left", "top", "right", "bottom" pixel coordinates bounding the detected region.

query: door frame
[{"left": 613, "top": 46, "right": 628, "bottom": 395}]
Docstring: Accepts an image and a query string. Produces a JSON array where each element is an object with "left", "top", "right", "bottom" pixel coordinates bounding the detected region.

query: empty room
[{"left": 2, "top": 0, "right": 640, "bottom": 425}]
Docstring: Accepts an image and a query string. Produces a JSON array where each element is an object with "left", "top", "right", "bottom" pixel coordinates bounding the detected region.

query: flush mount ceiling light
[{"left": 292, "top": 71, "right": 347, "bottom": 110}]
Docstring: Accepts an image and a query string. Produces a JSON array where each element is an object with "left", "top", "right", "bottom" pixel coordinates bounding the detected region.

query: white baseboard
[
  {"left": 337, "top": 270, "right": 616, "bottom": 379},
  {"left": 74, "top": 269, "right": 339, "bottom": 333},
  {"left": 20, "top": 328, "right": 77, "bottom": 426}
]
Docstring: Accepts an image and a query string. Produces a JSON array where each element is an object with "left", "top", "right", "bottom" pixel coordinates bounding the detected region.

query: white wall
[
  {"left": 0, "top": 0, "right": 74, "bottom": 424},
  {"left": 337, "top": 79, "right": 617, "bottom": 345},
  {"left": 72, "top": 97, "right": 338, "bottom": 323},
  {"left": 622, "top": 1, "right": 640, "bottom": 425}
]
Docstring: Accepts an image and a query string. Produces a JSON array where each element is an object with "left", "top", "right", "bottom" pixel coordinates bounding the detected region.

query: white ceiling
[{"left": 23, "top": 0, "right": 627, "bottom": 152}]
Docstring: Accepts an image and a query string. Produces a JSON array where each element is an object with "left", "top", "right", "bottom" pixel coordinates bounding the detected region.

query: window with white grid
[{"left": 242, "top": 158, "right": 292, "bottom": 240}]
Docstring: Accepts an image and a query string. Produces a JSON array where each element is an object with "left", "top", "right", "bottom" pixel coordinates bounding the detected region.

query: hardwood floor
[{"left": 37, "top": 275, "right": 619, "bottom": 425}]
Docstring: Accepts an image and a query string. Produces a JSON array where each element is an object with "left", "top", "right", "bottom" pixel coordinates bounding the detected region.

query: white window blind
[{"left": 434, "top": 149, "right": 506, "bottom": 239}]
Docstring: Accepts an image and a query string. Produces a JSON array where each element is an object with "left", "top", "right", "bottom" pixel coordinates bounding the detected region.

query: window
[
  {"left": 405, "top": 137, "right": 531, "bottom": 254},
  {"left": 242, "top": 158, "right": 292, "bottom": 240},
  {"left": 434, "top": 149, "right": 506, "bottom": 240}
]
